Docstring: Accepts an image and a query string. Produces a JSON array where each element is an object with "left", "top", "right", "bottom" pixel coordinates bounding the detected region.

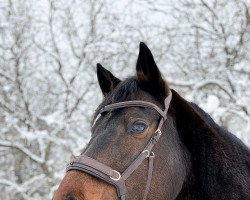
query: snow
[
  {"left": 202, "top": 95, "right": 220, "bottom": 114},
  {"left": 0, "top": 0, "right": 249, "bottom": 199}
]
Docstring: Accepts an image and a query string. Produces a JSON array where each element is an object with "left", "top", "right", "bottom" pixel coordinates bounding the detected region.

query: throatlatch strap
[
  {"left": 143, "top": 154, "right": 154, "bottom": 200},
  {"left": 122, "top": 150, "right": 149, "bottom": 180}
]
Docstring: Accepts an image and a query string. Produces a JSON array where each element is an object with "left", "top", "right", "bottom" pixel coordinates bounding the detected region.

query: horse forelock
[{"left": 92, "top": 76, "right": 168, "bottom": 125}]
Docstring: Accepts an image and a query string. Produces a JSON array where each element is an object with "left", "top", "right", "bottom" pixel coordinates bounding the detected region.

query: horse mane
[
  {"left": 171, "top": 89, "right": 250, "bottom": 199},
  {"left": 189, "top": 102, "right": 249, "bottom": 151}
]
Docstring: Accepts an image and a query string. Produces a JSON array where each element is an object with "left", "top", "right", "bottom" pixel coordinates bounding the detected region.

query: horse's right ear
[
  {"left": 96, "top": 63, "right": 121, "bottom": 96},
  {"left": 136, "top": 42, "right": 169, "bottom": 98}
]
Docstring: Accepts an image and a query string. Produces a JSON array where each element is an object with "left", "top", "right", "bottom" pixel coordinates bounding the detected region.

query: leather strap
[
  {"left": 67, "top": 163, "right": 126, "bottom": 197},
  {"left": 143, "top": 153, "right": 154, "bottom": 200},
  {"left": 122, "top": 150, "right": 150, "bottom": 180},
  {"left": 66, "top": 91, "right": 172, "bottom": 200},
  {"left": 100, "top": 101, "right": 167, "bottom": 120},
  {"left": 71, "top": 155, "right": 121, "bottom": 179}
]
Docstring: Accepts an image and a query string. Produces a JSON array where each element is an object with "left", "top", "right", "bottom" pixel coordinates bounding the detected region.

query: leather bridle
[{"left": 66, "top": 91, "right": 172, "bottom": 200}]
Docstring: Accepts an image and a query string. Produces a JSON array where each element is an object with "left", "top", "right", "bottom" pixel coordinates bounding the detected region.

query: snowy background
[{"left": 0, "top": 0, "right": 249, "bottom": 199}]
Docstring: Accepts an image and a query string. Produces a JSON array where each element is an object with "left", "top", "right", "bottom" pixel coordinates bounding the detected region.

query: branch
[
  {"left": 0, "top": 140, "right": 45, "bottom": 164},
  {"left": 190, "top": 79, "right": 236, "bottom": 101},
  {"left": 0, "top": 174, "right": 46, "bottom": 200},
  {"left": 0, "top": 71, "right": 14, "bottom": 82},
  {"left": 168, "top": 79, "right": 195, "bottom": 87},
  {"left": 67, "top": 82, "right": 94, "bottom": 118},
  {"left": 0, "top": 179, "right": 32, "bottom": 200}
]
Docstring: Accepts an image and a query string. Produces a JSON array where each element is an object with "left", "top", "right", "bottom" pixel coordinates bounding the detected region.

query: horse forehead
[
  {"left": 93, "top": 90, "right": 160, "bottom": 123},
  {"left": 107, "top": 89, "right": 159, "bottom": 107},
  {"left": 127, "top": 90, "right": 159, "bottom": 102}
]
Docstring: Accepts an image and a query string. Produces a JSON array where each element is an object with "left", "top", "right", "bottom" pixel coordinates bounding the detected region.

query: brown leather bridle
[{"left": 66, "top": 91, "right": 172, "bottom": 200}]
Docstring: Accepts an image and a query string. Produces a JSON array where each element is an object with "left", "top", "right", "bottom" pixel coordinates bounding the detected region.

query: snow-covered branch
[
  {"left": 0, "top": 0, "right": 249, "bottom": 199},
  {"left": 190, "top": 79, "right": 236, "bottom": 101},
  {"left": 0, "top": 140, "right": 45, "bottom": 164}
]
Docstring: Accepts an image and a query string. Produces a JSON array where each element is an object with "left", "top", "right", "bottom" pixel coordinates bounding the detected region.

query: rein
[{"left": 66, "top": 91, "right": 172, "bottom": 200}]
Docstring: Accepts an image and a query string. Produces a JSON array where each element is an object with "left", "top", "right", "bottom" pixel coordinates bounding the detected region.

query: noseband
[{"left": 66, "top": 91, "right": 172, "bottom": 200}]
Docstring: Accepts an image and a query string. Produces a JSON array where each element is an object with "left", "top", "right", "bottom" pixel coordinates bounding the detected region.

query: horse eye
[{"left": 130, "top": 121, "right": 147, "bottom": 133}]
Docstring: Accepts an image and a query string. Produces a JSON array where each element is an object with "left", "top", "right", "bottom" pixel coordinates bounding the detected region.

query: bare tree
[
  {"left": 0, "top": 0, "right": 249, "bottom": 199},
  {"left": 140, "top": 0, "right": 250, "bottom": 143}
]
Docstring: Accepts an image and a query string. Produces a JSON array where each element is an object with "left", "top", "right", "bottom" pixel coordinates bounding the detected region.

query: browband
[{"left": 100, "top": 91, "right": 172, "bottom": 120}]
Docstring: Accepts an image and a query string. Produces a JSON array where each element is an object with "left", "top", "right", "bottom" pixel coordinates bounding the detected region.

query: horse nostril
[{"left": 66, "top": 196, "right": 76, "bottom": 200}]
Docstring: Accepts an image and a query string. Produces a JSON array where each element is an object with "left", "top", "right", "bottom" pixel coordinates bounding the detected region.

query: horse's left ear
[
  {"left": 136, "top": 42, "right": 169, "bottom": 98},
  {"left": 97, "top": 63, "right": 121, "bottom": 96}
]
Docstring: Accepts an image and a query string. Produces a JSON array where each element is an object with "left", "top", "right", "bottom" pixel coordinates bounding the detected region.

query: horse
[{"left": 53, "top": 42, "right": 250, "bottom": 200}]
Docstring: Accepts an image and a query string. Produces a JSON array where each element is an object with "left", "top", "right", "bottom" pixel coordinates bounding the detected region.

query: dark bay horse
[{"left": 53, "top": 43, "right": 250, "bottom": 200}]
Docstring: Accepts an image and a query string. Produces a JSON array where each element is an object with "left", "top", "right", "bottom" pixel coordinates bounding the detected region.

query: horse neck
[{"left": 171, "top": 90, "right": 250, "bottom": 199}]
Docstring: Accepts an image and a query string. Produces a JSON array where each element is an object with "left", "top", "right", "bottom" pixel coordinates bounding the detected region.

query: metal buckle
[
  {"left": 143, "top": 150, "right": 155, "bottom": 158},
  {"left": 155, "top": 129, "right": 162, "bottom": 135},
  {"left": 149, "top": 151, "right": 155, "bottom": 158},
  {"left": 110, "top": 170, "right": 121, "bottom": 181},
  {"left": 142, "top": 150, "right": 150, "bottom": 157}
]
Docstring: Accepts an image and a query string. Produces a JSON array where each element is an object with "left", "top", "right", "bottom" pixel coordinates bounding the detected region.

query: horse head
[{"left": 53, "top": 42, "right": 250, "bottom": 200}]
